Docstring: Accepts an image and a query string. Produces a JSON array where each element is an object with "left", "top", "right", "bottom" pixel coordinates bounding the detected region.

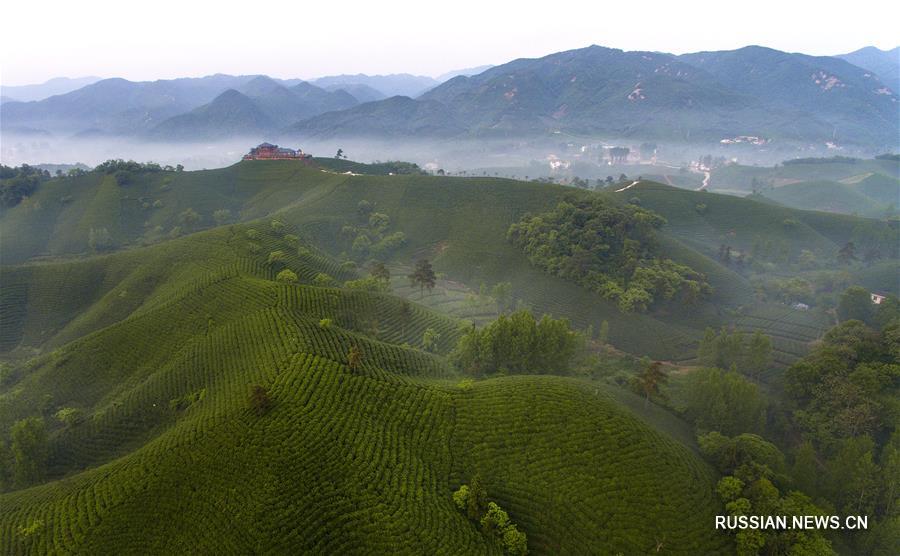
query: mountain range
[
  {"left": 1, "top": 45, "right": 897, "bottom": 146},
  {"left": 295, "top": 45, "right": 898, "bottom": 146},
  {"left": 836, "top": 46, "right": 900, "bottom": 92},
  {"left": 0, "top": 76, "right": 103, "bottom": 102}
]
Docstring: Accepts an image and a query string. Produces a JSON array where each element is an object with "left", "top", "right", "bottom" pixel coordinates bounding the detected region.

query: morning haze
[{"left": 0, "top": 3, "right": 898, "bottom": 555}]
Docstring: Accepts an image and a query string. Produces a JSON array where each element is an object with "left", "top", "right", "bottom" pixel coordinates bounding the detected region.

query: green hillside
[
  {"left": 0, "top": 218, "right": 730, "bottom": 555},
  {"left": 755, "top": 177, "right": 898, "bottom": 217},
  {"left": 710, "top": 157, "right": 900, "bottom": 192},
  {"left": 0, "top": 161, "right": 345, "bottom": 264},
  {"left": 6, "top": 161, "right": 893, "bottom": 365}
]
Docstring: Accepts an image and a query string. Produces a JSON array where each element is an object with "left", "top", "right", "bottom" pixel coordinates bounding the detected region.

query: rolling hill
[
  {"left": 0, "top": 211, "right": 731, "bottom": 555},
  {"left": 4, "top": 160, "right": 894, "bottom": 364},
  {"left": 758, "top": 177, "right": 897, "bottom": 217}
]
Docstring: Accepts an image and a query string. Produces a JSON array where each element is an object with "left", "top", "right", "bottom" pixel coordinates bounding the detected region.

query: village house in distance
[{"left": 242, "top": 142, "right": 311, "bottom": 161}]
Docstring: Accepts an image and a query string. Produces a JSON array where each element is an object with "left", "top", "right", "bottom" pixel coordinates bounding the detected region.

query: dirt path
[
  {"left": 614, "top": 180, "right": 640, "bottom": 192},
  {"left": 697, "top": 170, "right": 710, "bottom": 191}
]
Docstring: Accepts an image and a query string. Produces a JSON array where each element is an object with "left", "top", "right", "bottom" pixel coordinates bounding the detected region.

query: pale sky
[{"left": 1, "top": 0, "right": 898, "bottom": 86}]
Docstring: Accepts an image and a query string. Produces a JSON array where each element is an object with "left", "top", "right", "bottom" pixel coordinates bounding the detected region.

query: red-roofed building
[{"left": 243, "top": 143, "right": 310, "bottom": 160}]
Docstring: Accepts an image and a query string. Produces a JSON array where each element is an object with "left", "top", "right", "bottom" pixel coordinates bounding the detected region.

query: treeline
[
  {"left": 508, "top": 198, "right": 711, "bottom": 313},
  {"left": 95, "top": 159, "right": 182, "bottom": 186},
  {"left": 782, "top": 156, "right": 859, "bottom": 165},
  {"left": 0, "top": 164, "right": 51, "bottom": 207},
  {"left": 697, "top": 328, "right": 772, "bottom": 378},
  {"left": 781, "top": 318, "right": 899, "bottom": 554},
  {"left": 681, "top": 312, "right": 900, "bottom": 554}
]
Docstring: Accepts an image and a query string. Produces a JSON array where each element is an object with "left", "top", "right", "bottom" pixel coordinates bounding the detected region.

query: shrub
[
  {"left": 248, "top": 385, "right": 272, "bottom": 416},
  {"left": 54, "top": 407, "right": 84, "bottom": 427},
  {"left": 267, "top": 250, "right": 287, "bottom": 266},
  {"left": 276, "top": 269, "right": 299, "bottom": 284},
  {"left": 313, "top": 273, "right": 335, "bottom": 287},
  {"left": 213, "top": 209, "right": 232, "bottom": 225}
]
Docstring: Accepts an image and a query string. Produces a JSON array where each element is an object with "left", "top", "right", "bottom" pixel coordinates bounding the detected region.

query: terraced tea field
[
  {"left": 0, "top": 223, "right": 732, "bottom": 554},
  {"left": 732, "top": 303, "right": 833, "bottom": 372}
]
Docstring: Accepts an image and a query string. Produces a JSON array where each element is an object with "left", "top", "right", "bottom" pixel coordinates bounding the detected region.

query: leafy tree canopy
[{"left": 508, "top": 198, "right": 710, "bottom": 313}]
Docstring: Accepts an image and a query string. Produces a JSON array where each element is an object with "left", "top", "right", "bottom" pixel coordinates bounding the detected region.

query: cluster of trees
[
  {"left": 782, "top": 155, "right": 859, "bottom": 165},
  {"left": 451, "top": 310, "right": 582, "bottom": 376},
  {"left": 452, "top": 477, "right": 528, "bottom": 555},
  {"left": 837, "top": 286, "right": 899, "bottom": 326},
  {"left": 344, "top": 261, "right": 392, "bottom": 292},
  {"left": 684, "top": 368, "right": 766, "bottom": 435},
  {"left": 0, "top": 417, "right": 49, "bottom": 491},
  {"left": 688, "top": 313, "right": 900, "bottom": 554},
  {"left": 94, "top": 159, "right": 181, "bottom": 187},
  {"left": 697, "top": 328, "right": 772, "bottom": 378},
  {"left": 341, "top": 200, "right": 407, "bottom": 261},
  {"left": 699, "top": 432, "right": 835, "bottom": 555},
  {"left": 508, "top": 198, "right": 711, "bottom": 313},
  {"left": 0, "top": 164, "right": 51, "bottom": 207},
  {"left": 683, "top": 310, "right": 898, "bottom": 553}
]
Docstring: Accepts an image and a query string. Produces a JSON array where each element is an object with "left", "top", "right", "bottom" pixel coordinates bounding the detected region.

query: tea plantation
[
  {"left": 0, "top": 218, "right": 731, "bottom": 554},
  {"left": 3, "top": 161, "right": 894, "bottom": 553}
]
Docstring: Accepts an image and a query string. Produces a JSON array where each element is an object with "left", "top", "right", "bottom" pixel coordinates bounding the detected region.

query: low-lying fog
[{"left": 0, "top": 132, "right": 882, "bottom": 174}]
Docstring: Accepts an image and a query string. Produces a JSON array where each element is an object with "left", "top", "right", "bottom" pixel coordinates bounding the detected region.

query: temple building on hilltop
[{"left": 242, "top": 142, "right": 311, "bottom": 160}]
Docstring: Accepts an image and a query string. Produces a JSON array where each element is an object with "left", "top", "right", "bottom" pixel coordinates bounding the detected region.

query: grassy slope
[
  {"left": 0, "top": 224, "right": 730, "bottom": 555},
  {"left": 0, "top": 161, "right": 346, "bottom": 264},
  {"left": 710, "top": 158, "right": 900, "bottom": 192},
  {"left": 617, "top": 181, "right": 883, "bottom": 257},
  {"left": 760, "top": 180, "right": 888, "bottom": 217}
]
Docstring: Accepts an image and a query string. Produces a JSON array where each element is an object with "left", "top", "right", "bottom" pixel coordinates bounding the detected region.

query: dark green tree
[
  {"left": 837, "top": 286, "right": 875, "bottom": 323},
  {"left": 408, "top": 259, "right": 436, "bottom": 297},
  {"left": 10, "top": 417, "right": 48, "bottom": 487}
]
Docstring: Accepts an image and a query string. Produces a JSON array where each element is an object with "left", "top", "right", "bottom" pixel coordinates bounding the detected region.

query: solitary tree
[
  {"left": 746, "top": 331, "right": 772, "bottom": 378},
  {"left": 178, "top": 208, "right": 201, "bottom": 231},
  {"left": 838, "top": 242, "right": 857, "bottom": 265},
  {"left": 598, "top": 320, "right": 610, "bottom": 345},
  {"left": 248, "top": 385, "right": 272, "bottom": 415},
  {"left": 636, "top": 361, "right": 668, "bottom": 404},
  {"left": 837, "top": 286, "right": 874, "bottom": 323},
  {"left": 467, "top": 474, "right": 488, "bottom": 520},
  {"left": 370, "top": 261, "right": 390, "bottom": 284},
  {"left": 335, "top": 148, "right": 345, "bottom": 159},
  {"left": 347, "top": 346, "right": 363, "bottom": 370},
  {"left": 491, "top": 282, "right": 512, "bottom": 314},
  {"left": 275, "top": 269, "right": 299, "bottom": 284},
  {"left": 408, "top": 259, "right": 436, "bottom": 297},
  {"left": 422, "top": 327, "right": 440, "bottom": 352}
]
